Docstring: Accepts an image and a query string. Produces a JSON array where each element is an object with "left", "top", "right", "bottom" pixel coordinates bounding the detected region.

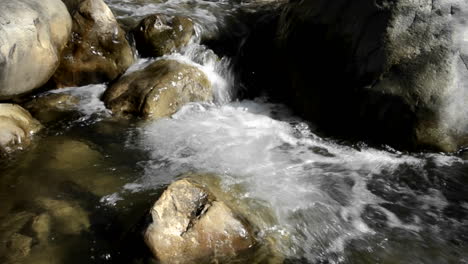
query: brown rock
[
  {"left": 145, "top": 179, "right": 256, "bottom": 264},
  {"left": 132, "top": 14, "right": 195, "bottom": 58},
  {"left": 53, "top": 0, "right": 135, "bottom": 87},
  {"left": 23, "top": 93, "right": 79, "bottom": 123},
  {"left": 103, "top": 59, "right": 212, "bottom": 119}
]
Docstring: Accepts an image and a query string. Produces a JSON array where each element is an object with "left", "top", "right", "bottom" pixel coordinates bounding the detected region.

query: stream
[{"left": 1, "top": 0, "right": 468, "bottom": 263}]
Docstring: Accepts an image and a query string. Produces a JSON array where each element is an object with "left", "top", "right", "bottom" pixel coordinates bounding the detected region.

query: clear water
[{"left": 1, "top": 0, "right": 467, "bottom": 263}]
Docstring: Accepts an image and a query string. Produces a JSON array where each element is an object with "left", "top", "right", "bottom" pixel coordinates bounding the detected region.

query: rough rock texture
[
  {"left": 0, "top": 104, "right": 43, "bottom": 155},
  {"left": 53, "top": 0, "right": 135, "bottom": 87},
  {"left": 243, "top": 0, "right": 468, "bottom": 152},
  {"left": 103, "top": 59, "right": 212, "bottom": 119},
  {"left": 145, "top": 179, "right": 257, "bottom": 264},
  {"left": 23, "top": 93, "right": 79, "bottom": 123},
  {"left": 132, "top": 14, "right": 195, "bottom": 58},
  {"left": 0, "top": 0, "right": 72, "bottom": 99}
]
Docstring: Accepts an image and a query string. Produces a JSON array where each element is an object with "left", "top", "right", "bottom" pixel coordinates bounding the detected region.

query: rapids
[{"left": 0, "top": 0, "right": 467, "bottom": 263}]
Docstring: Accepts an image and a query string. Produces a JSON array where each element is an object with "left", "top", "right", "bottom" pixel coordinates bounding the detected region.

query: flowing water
[{"left": 1, "top": 0, "right": 468, "bottom": 263}]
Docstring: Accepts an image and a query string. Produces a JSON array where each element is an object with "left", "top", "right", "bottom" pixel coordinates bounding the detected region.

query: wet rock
[
  {"left": 23, "top": 93, "right": 79, "bottom": 123},
  {"left": 0, "top": 104, "right": 43, "bottom": 155},
  {"left": 132, "top": 14, "right": 195, "bottom": 58},
  {"left": 31, "top": 213, "right": 51, "bottom": 244},
  {"left": 244, "top": 0, "right": 468, "bottom": 152},
  {"left": 36, "top": 198, "right": 90, "bottom": 235},
  {"left": 0, "top": 0, "right": 72, "bottom": 99},
  {"left": 53, "top": 0, "right": 135, "bottom": 87},
  {"left": 103, "top": 59, "right": 212, "bottom": 119},
  {"left": 145, "top": 179, "right": 257, "bottom": 264},
  {"left": 5, "top": 233, "right": 33, "bottom": 262}
]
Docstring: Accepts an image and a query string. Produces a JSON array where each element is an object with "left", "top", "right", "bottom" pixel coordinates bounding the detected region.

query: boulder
[
  {"left": 144, "top": 179, "right": 257, "bottom": 264},
  {"left": 0, "top": 0, "right": 72, "bottom": 99},
  {"left": 243, "top": 0, "right": 468, "bottom": 152},
  {"left": 132, "top": 14, "right": 195, "bottom": 58},
  {"left": 0, "top": 104, "right": 42, "bottom": 155},
  {"left": 103, "top": 59, "right": 212, "bottom": 119},
  {"left": 23, "top": 93, "right": 79, "bottom": 123},
  {"left": 52, "top": 0, "right": 135, "bottom": 87}
]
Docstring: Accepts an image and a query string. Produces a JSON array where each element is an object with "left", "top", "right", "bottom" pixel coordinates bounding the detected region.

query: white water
[
  {"left": 99, "top": 99, "right": 465, "bottom": 262},
  {"left": 96, "top": 0, "right": 468, "bottom": 262}
]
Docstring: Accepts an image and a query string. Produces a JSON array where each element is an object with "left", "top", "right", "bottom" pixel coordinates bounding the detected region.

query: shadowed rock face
[
  {"left": 0, "top": 0, "right": 72, "bottom": 99},
  {"left": 0, "top": 104, "right": 42, "bottom": 155},
  {"left": 103, "top": 59, "right": 212, "bottom": 120},
  {"left": 242, "top": 0, "right": 468, "bottom": 152},
  {"left": 53, "top": 0, "right": 135, "bottom": 88},
  {"left": 144, "top": 179, "right": 257, "bottom": 264},
  {"left": 132, "top": 14, "right": 195, "bottom": 58}
]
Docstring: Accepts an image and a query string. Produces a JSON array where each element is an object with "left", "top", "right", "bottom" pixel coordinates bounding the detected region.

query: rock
[
  {"left": 36, "top": 197, "right": 90, "bottom": 235},
  {"left": 52, "top": 0, "right": 135, "bottom": 87},
  {"left": 5, "top": 233, "right": 33, "bottom": 262},
  {"left": 0, "top": 0, "right": 72, "bottom": 99},
  {"left": 243, "top": 0, "right": 468, "bottom": 152},
  {"left": 103, "top": 59, "right": 212, "bottom": 119},
  {"left": 31, "top": 213, "right": 51, "bottom": 244},
  {"left": 145, "top": 179, "right": 257, "bottom": 264},
  {"left": 23, "top": 93, "right": 79, "bottom": 123},
  {"left": 132, "top": 14, "right": 195, "bottom": 58},
  {"left": 0, "top": 104, "right": 43, "bottom": 155}
]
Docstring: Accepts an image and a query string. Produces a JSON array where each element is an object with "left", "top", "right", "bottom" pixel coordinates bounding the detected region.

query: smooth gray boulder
[
  {"left": 0, "top": 0, "right": 72, "bottom": 99},
  {"left": 0, "top": 104, "right": 43, "bottom": 155}
]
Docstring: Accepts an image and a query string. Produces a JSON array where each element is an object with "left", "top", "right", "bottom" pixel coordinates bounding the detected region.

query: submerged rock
[
  {"left": 0, "top": 0, "right": 72, "bottom": 99},
  {"left": 23, "top": 93, "right": 79, "bottom": 123},
  {"left": 4, "top": 233, "right": 33, "bottom": 262},
  {"left": 103, "top": 59, "right": 212, "bottom": 119},
  {"left": 132, "top": 14, "right": 195, "bottom": 58},
  {"left": 53, "top": 0, "right": 135, "bottom": 87},
  {"left": 0, "top": 212, "right": 35, "bottom": 263},
  {"left": 145, "top": 179, "right": 257, "bottom": 264},
  {"left": 0, "top": 104, "right": 43, "bottom": 155},
  {"left": 36, "top": 197, "right": 90, "bottom": 235}
]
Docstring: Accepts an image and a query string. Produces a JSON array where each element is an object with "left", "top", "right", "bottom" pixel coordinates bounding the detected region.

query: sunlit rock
[
  {"left": 53, "top": 0, "right": 135, "bottom": 87},
  {"left": 145, "top": 178, "right": 257, "bottom": 264},
  {"left": 36, "top": 198, "right": 90, "bottom": 235},
  {"left": 0, "top": 0, "right": 72, "bottom": 99},
  {"left": 103, "top": 59, "right": 212, "bottom": 119},
  {"left": 132, "top": 14, "right": 195, "bottom": 58},
  {"left": 23, "top": 93, "right": 79, "bottom": 123},
  {"left": 0, "top": 104, "right": 43, "bottom": 155}
]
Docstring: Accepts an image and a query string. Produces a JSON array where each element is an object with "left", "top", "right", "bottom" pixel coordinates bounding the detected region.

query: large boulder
[
  {"left": 243, "top": 0, "right": 468, "bottom": 152},
  {"left": 144, "top": 179, "right": 257, "bottom": 264},
  {"left": 0, "top": 0, "right": 72, "bottom": 99},
  {"left": 0, "top": 104, "right": 42, "bottom": 155},
  {"left": 132, "top": 14, "right": 195, "bottom": 58},
  {"left": 103, "top": 59, "right": 212, "bottom": 119},
  {"left": 52, "top": 0, "right": 135, "bottom": 87}
]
